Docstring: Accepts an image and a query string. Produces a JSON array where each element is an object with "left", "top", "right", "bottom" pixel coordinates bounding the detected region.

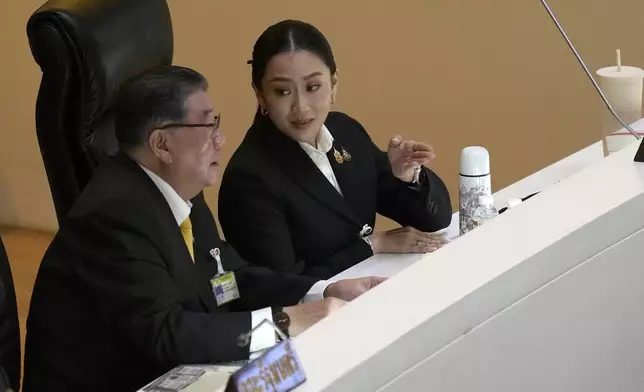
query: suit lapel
[
  {"left": 325, "top": 139, "right": 367, "bottom": 224},
  {"left": 190, "top": 210, "right": 220, "bottom": 313},
  {"left": 189, "top": 196, "right": 225, "bottom": 313},
  {"left": 114, "top": 154, "right": 219, "bottom": 312},
  {"left": 254, "top": 120, "right": 363, "bottom": 227}
]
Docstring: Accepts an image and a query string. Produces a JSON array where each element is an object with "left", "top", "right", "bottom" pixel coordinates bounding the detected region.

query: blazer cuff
[
  {"left": 301, "top": 280, "right": 333, "bottom": 303},
  {"left": 249, "top": 307, "right": 276, "bottom": 359}
]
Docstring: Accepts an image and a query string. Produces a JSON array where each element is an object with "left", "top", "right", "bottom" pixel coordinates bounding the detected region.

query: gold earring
[
  {"left": 260, "top": 107, "right": 268, "bottom": 115},
  {"left": 331, "top": 95, "right": 336, "bottom": 104}
]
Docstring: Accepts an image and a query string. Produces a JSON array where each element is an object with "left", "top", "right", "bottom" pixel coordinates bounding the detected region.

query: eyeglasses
[{"left": 158, "top": 114, "right": 220, "bottom": 132}]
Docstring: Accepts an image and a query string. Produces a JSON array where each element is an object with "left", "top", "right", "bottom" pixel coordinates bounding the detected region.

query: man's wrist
[{"left": 271, "top": 306, "right": 290, "bottom": 340}]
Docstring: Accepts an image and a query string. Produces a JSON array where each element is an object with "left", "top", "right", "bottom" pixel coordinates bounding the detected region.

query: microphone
[{"left": 538, "top": 0, "right": 644, "bottom": 162}]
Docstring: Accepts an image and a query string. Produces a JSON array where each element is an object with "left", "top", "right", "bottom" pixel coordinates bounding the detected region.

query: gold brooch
[
  {"left": 341, "top": 147, "right": 352, "bottom": 162},
  {"left": 333, "top": 148, "right": 344, "bottom": 163}
]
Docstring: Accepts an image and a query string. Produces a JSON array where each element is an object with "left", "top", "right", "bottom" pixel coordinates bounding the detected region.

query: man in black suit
[{"left": 22, "top": 65, "right": 384, "bottom": 392}]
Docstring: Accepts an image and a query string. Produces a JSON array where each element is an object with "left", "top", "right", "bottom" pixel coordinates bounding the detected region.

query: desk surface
[
  {"left": 331, "top": 136, "right": 615, "bottom": 282},
  {"left": 140, "top": 128, "right": 644, "bottom": 391}
]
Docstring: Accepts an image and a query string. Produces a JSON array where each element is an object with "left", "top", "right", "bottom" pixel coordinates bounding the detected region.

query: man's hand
[
  {"left": 323, "top": 276, "right": 387, "bottom": 301},
  {"left": 282, "top": 277, "right": 386, "bottom": 337},
  {"left": 284, "top": 298, "right": 347, "bottom": 337}
]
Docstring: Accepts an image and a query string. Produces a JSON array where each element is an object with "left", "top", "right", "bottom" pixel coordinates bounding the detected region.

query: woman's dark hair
[{"left": 249, "top": 20, "right": 337, "bottom": 122}]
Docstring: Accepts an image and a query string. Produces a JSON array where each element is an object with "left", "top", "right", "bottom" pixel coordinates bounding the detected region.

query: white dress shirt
[
  {"left": 139, "top": 165, "right": 330, "bottom": 358},
  {"left": 298, "top": 125, "right": 343, "bottom": 195}
]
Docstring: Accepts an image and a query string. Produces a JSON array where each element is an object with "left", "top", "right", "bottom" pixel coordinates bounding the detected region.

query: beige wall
[{"left": 2, "top": 0, "right": 644, "bottom": 233}]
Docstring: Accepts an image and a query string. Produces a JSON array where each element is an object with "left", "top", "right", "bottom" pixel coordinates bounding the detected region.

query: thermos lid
[{"left": 460, "top": 146, "right": 490, "bottom": 176}]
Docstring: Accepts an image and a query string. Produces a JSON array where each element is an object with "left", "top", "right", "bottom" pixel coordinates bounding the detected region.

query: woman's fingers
[
  {"left": 409, "top": 230, "right": 450, "bottom": 253},
  {"left": 384, "top": 226, "right": 451, "bottom": 254}
]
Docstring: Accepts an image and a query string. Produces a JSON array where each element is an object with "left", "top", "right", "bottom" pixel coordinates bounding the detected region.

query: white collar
[
  {"left": 298, "top": 124, "right": 334, "bottom": 154},
  {"left": 139, "top": 165, "right": 191, "bottom": 226}
]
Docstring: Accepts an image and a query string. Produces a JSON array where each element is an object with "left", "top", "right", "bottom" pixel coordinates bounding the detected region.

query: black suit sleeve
[
  {"left": 189, "top": 192, "right": 319, "bottom": 306},
  {"left": 365, "top": 129, "right": 453, "bottom": 232},
  {"left": 71, "top": 203, "right": 252, "bottom": 367},
  {"left": 217, "top": 243, "right": 319, "bottom": 309},
  {"left": 219, "top": 171, "right": 373, "bottom": 279}
]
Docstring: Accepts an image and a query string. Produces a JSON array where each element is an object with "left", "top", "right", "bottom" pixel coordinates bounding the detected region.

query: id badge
[{"left": 210, "top": 272, "right": 241, "bottom": 307}]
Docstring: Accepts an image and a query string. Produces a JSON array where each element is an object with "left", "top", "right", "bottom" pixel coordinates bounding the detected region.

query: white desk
[
  {"left": 140, "top": 123, "right": 644, "bottom": 392},
  {"left": 332, "top": 138, "right": 611, "bottom": 281},
  {"left": 295, "top": 139, "right": 644, "bottom": 392}
]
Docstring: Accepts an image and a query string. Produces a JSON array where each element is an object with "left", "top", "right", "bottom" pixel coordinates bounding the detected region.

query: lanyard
[{"left": 209, "top": 248, "right": 225, "bottom": 276}]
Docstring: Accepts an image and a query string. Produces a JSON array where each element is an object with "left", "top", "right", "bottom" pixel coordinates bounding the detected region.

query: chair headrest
[{"left": 27, "top": 0, "right": 173, "bottom": 127}]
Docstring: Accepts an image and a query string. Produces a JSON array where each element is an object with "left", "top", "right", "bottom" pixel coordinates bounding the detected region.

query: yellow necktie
[{"left": 180, "top": 217, "right": 194, "bottom": 263}]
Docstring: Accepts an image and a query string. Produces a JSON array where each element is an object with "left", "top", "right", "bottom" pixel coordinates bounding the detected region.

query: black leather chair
[
  {"left": 0, "top": 236, "right": 20, "bottom": 392},
  {"left": 26, "top": 0, "right": 174, "bottom": 224}
]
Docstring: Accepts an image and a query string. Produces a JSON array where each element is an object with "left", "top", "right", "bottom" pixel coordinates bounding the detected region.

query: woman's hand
[
  {"left": 368, "top": 227, "right": 450, "bottom": 254},
  {"left": 387, "top": 135, "right": 436, "bottom": 182}
]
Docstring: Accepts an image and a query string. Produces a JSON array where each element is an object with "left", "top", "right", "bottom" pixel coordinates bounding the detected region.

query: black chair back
[{"left": 27, "top": 0, "right": 174, "bottom": 223}]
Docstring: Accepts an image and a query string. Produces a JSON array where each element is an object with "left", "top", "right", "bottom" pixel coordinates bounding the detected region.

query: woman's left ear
[{"left": 252, "top": 82, "right": 267, "bottom": 109}]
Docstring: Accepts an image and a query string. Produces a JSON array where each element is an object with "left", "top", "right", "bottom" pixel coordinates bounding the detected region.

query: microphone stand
[{"left": 538, "top": 0, "right": 644, "bottom": 162}]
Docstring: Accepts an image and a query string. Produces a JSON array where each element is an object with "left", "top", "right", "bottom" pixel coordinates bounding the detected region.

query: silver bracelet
[
  {"left": 362, "top": 236, "right": 375, "bottom": 254},
  {"left": 412, "top": 165, "right": 422, "bottom": 184}
]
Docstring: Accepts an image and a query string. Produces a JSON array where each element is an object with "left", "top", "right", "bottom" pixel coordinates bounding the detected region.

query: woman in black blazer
[{"left": 219, "top": 20, "right": 453, "bottom": 280}]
